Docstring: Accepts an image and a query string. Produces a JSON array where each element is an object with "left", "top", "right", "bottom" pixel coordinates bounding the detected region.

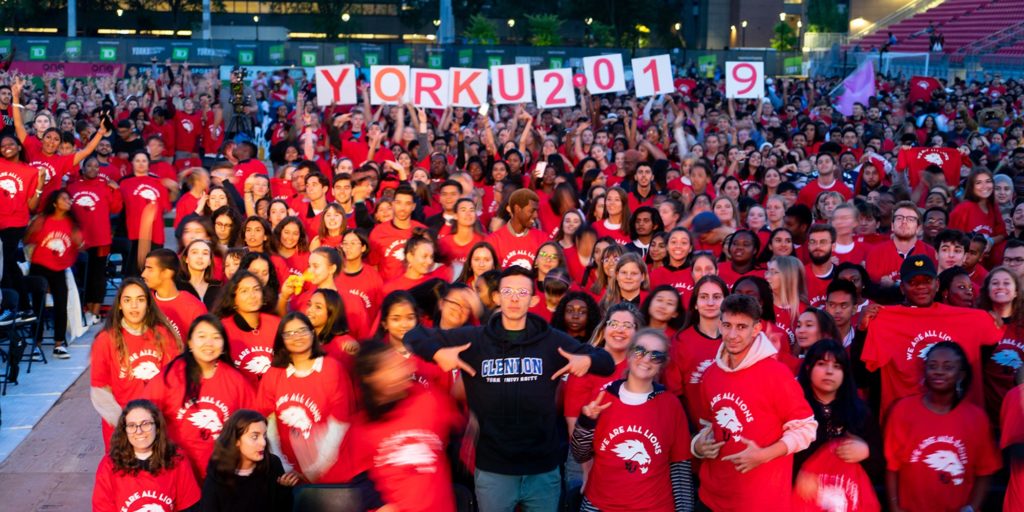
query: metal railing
[{"left": 847, "top": 0, "right": 947, "bottom": 40}]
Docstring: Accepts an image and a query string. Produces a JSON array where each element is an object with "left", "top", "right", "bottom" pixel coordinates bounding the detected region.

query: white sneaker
[{"left": 85, "top": 312, "right": 100, "bottom": 326}]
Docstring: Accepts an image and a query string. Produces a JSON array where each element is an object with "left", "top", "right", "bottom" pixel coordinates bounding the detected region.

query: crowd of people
[{"left": 1, "top": 60, "right": 1024, "bottom": 512}]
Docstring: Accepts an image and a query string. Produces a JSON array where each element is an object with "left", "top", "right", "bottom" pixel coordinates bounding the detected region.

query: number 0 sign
[{"left": 725, "top": 61, "right": 764, "bottom": 99}]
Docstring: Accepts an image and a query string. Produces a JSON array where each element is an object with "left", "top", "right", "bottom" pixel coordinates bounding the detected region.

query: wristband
[{"left": 13, "top": 103, "right": 24, "bottom": 109}]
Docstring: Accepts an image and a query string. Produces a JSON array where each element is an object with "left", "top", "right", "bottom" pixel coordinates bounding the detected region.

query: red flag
[
  {"left": 896, "top": 147, "right": 967, "bottom": 187},
  {"left": 674, "top": 78, "right": 697, "bottom": 97},
  {"left": 907, "top": 76, "right": 941, "bottom": 103}
]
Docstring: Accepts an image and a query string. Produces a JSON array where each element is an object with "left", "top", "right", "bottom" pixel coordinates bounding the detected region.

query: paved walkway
[{"left": 0, "top": 318, "right": 103, "bottom": 509}]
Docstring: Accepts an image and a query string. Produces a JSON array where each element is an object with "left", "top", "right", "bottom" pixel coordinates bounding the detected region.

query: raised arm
[
  {"left": 73, "top": 123, "right": 111, "bottom": 166},
  {"left": 10, "top": 77, "right": 29, "bottom": 143}
]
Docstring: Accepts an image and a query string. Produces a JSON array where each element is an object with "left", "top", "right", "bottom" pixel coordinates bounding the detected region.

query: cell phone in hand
[
  {"left": 534, "top": 161, "right": 548, "bottom": 178},
  {"left": 478, "top": 103, "right": 489, "bottom": 117}
]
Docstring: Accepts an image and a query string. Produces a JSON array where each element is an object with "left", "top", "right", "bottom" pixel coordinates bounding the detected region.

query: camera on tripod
[{"left": 229, "top": 67, "right": 250, "bottom": 115}]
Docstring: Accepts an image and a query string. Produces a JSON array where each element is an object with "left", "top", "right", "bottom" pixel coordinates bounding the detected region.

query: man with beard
[
  {"left": 865, "top": 201, "right": 937, "bottom": 290},
  {"left": 94, "top": 138, "right": 130, "bottom": 182},
  {"left": 805, "top": 224, "right": 836, "bottom": 308},
  {"left": 0, "top": 84, "right": 13, "bottom": 137}
]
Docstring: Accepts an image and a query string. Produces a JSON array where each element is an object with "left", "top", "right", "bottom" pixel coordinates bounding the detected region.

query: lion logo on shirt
[
  {"left": 612, "top": 439, "right": 651, "bottom": 474},
  {"left": 188, "top": 409, "right": 224, "bottom": 437},
  {"left": 715, "top": 406, "right": 744, "bottom": 441},
  {"left": 923, "top": 152, "right": 946, "bottom": 167},
  {"left": 136, "top": 187, "right": 158, "bottom": 201},
  {"left": 45, "top": 237, "right": 68, "bottom": 257},
  {"left": 0, "top": 179, "right": 19, "bottom": 196},
  {"left": 924, "top": 450, "right": 965, "bottom": 485},
  {"left": 181, "top": 119, "right": 194, "bottom": 133},
  {"left": 132, "top": 504, "right": 169, "bottom": 512},
  {"left": 279, "top": 406, "right": 313, "bottom": 437},
  {"left": 244, "top": 355, "right": 272, "bottom": 375},
  {"left": 993, "top": 349, "right": 1023, "bottom": 369},
  {"left": 917, "top": 80, "right": 931, "bottom": 90},
  {"left": 131, "top": 361, "right": 161, "bottom": 380},
  {"left": 916, "top": 343, "right": 937, "bottom": 361},
  {"left": 816, "top": 485, "right": 850, "bottom": 512},
  {"left": 74, "top": 194, "right": 97, "bottom": 210},
  {"left": 378, "top": 442, "right": 438, "bottom": 473}
]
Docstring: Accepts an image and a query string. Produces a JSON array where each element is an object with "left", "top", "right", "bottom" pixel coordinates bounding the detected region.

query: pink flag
[{"left": 833, "top": 60, "right": 876, "bottom": 116}]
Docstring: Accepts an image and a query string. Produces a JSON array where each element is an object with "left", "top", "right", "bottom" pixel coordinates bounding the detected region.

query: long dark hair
[
  {"left": 685, "top": 274, "right": 729, "bottom": 329},
  {"left": 308, "top": 289, "right": 350, "bottom": 342},
  {"left": 455, "top": 241, "right": 499, "bottom": 284},
  {"left": 640, "top": 285, "right": 687, "bottom": 331},
  {"left": 733, "top": 275, "right": 777, "bottom": 323},
  {"left": 798, "top": 339, "right": 868, "bottom": 441},
  {"left": 108, "top": 399, "right": 179, "bottom": 476},
  {"left": 163, "top": 315, "right": 235, "bottom": 408},
  {"left": 104, "top": 278, "right": 181, "bottom": 375},
  {"left": 213, "top": 270, "right": 268, "bottom": 318},
  {"left": 376, "top": 290, "right": 419, "bottom": 341},
  {"left": 40, "top": 188, "right": 78, "bottom": 224},
  {"left": 238, "top": 252, "right": 281, "bottom": 312},
  {"left": 209, "top": 409, "right": 270, "bottom": 487},
  {"left": 270, "top": 312, "right": 326, "bottom": 368}
]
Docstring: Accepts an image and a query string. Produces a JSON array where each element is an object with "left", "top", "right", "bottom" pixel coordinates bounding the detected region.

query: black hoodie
[{"left": 406, "top": 312, "right": 616, "bottom": 475}]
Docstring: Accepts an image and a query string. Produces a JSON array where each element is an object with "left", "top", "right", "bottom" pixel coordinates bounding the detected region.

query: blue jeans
[{"left": 474, "top": 467, "right": 561, "bottom": 512}]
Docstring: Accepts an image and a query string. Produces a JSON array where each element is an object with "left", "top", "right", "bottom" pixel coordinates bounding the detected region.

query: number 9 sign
[{"left": 725, "top": 61, "right": 764, "bottom": 99}]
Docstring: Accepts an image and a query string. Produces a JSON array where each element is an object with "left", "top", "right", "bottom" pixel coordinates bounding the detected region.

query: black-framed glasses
[
  {"left": 125, "top": 420, "right": 155, "bottom": 433},
  {"left": 631, "top": 346, "right": 667, "bottom": 364}
]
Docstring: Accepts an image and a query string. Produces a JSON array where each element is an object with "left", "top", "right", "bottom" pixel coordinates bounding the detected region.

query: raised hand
[
  {"left": 433, "top": 343, "right": 476, "bottom": 376},
  {"left": 551, "top": 347, "right": 592, "bottom": 380},
  {"left": 580, "top": 391, "right": 612, "bottom": 420}
]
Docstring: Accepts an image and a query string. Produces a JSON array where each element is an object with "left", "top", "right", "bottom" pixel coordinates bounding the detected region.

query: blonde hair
[{"left": 770, "top": 255, "right": 807, "bottom": 321}]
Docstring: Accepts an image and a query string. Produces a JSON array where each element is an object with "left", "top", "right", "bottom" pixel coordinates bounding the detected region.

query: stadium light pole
[
  {"left": 439, "top": 0, "right": 455, "bottom": 44},
  {"left": 68, "top": 0, "right": 76, "bottom": 37},
  {"left": 202, "top": 0, "right": 211, "bottom": 40},
  {"left": 741, "top": 20, "right": 747, "bottom": 47}
]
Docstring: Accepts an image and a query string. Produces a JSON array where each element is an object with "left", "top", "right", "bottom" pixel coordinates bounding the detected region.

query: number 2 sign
[
  {"left": 725, "top": 61, "right": 764, "bottom": 99},
  {"left": 533, "top": 69, "right": 576, "bottom": 108}
]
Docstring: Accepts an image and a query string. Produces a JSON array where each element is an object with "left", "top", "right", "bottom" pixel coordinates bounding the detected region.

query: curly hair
[
  {"left": 108, "top": 399, "right": 179, "bottom": 476},
  {"left": 103, "top": 278, "right": 181, "bottom": 376}
]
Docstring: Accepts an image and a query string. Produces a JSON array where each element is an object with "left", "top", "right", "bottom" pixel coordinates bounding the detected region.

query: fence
[{"left": 0, "top": 36, "right": 801, "bottom": 77}]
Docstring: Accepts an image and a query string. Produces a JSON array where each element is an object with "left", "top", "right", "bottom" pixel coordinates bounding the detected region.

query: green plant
[
  {"left": 588, "top": 20, "right": 617, "bottom": 47},
  {"left": 525, "top": 13, "right": 564, "bottom": 46},
  {"left": 770, "top": 21, "right": 799, "bottom": 51},
  {"left": 463, "top": 13, "right": 499, "bottom": 45},
  {"left": 806, "top": 0, "right": 847, "bottom": 33}
]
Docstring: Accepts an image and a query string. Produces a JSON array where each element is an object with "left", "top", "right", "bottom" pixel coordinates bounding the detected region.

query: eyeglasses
[
  {"left": 215, "top": 222, "right": 233, "bottom": 229},
  {"left": 606, "top": 320, "right": 636, "bottom": 330},
  {"left": 892, "top": 215, "right": 918, "bottom": 224},
  {"left": 443, "top": 299, "right": 467, "bottom": 312},
  {"left": 125, "top": 420, "right": 155, "bottom": 433},
  {"left": 631, "top": 346, "right": 667, "bottom": 364},
  {"left": 1005, "top": 257, "right": 1024, "bottom": 265},
  {"left": 499, "top": 287, "right": 531, "bottom": 299},
  {"left": 282, "top": 327, "right": 312, "bottom": 340}
]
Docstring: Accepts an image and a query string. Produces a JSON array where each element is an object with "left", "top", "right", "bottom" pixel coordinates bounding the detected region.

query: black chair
[
  {"left": 0, "top": 320, "right": 26, "bottom": 394},
  {"left": 21, "top": 275, "right": 50, "bottom": 373}
]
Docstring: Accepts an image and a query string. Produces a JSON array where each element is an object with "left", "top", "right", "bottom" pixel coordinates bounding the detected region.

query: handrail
[
  {"left": 954, "top": 20, "right": 1024, "bottom": 55},
  {"left": 848, "top": 0, "right": 947, "bottom": 40}
]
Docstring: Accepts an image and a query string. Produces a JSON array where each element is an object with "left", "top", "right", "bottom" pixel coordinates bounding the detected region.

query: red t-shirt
[
  {"left": 142, "top": 361, "right": 255, "bottom": 478},
  {"left": 563, "top": 358, "right": 628, "bottom": 418},
  {"left": 90, "top": 326, "right": 180, "bottom": 414},
  {"left": 885, "top": 396, "right": 1001, "bottom": 512},
  {"left": 345, "top": 386, "right": 460, "bottom": 512},
  {"left": 255, "top": 356, "right": 354, "bottom": 482},
  {"left": 24, "top": 148, "right": 75, "bottom": 212},
  {"left": 949, "top": 201, "right": 1007, "bottom": 238},
  {"left": 791, "top": 439, "right": 881, "bottom": 512},
  {"left": 664, "top": 326, "right": 722, "bottom": 431},
  {"left": 796, "top": 179, "right": 853, "bottom": 209},
  {"left": 173, "top": 110, "right": 202, "bottom": 154},
  {"left": 649, "top": 266, "right": 695, "bottom": 306},
  {"left": 0, "top": 159, "right": 40, "bottom": 229},
  {"left": 834, "top": 240, "right": 869, "bottom": 266},
  {"left": 335, "top": 266, "right": 384, "bottom": 340},
  {"left": 368, "top": 220, "right": 427, "bottom": 281},
  {"left": 862, "top": 303, "right": 1001, "bottom": 420},
  {"left": 149, "top": 160, "right": 177, "bottom": 183},
  {"left": 152, "top": 291, "right": 208, "bottom": 343},
  {"left": 717, "top": 262, "right": 765, "bottom": 290},
  {"left": 437, "top": 233, "right": 486, "bottom": 267},
  {"left": 1000, "top": 384, "right": 1024, "bottom": 512},
  {"left": 68, "top": 177, "right": 123, "bottom": 248},
  {"left": 224, "top": 313, "right": 281, "bottom": 386},
  {"left": 233, "top": 159, "right": 269, "bottom": 187},
  {"left": 144, "top": 120, "right": 176, "bottom": 151},
  {"left": 98, "top": 157, "right": 130, "bottom": 183},
  {"left": 586, "top": 389, "right": 690, "bottom": 512},
  {"left": 202, "top": 115, "right": 225, "bottom": 155},
  {"left": 864, "top": 240, "right": 937, "bottom": 284},
  {"left": 697, "top": 354, "right": 813, "bottom": 510},
  {"left": 92, "top": 455, "right": 200, "bottom": 512},
  {"left": 120, "top": 175, "right": 172, "bottom": 244},
  {"left": 28, "top": 216, "right": 78, "bottom": 271},
  {"left": 484, "top": 225, "right": 551, "bottom": 270},
  {"left": 592, "top": 219, "right": 632, "bottom": 246},
  {"left": 804, "top": 265, "right": 833, "bottom": 308},
  {"left": 174, "top": 192, "right": 200, "bottom": 228}
]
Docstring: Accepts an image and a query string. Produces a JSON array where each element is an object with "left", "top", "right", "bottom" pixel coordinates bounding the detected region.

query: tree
[
  {"left": 525, "top": 13, "right": 563, "bottom": 46},
  {"left": 770, "top": 21, "right": 799, "bottom": 51},
  {"left": 587, "top": 21, "right": 617, "bottom": 47},
  {"left": 563, "top": 0, "right": 683, "bottom": 51},
  {"left": 806, "top": 0, "right": 847, "bottom": 33},
  {"left": 463, "top": 14, "right": 498, "bottom": 45},
  {"left": 268, "top": 0, "right": 352, "bottom": 36}
]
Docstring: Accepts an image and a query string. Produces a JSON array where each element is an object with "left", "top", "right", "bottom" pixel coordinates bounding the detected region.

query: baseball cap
[
  {"left": 691, "top": 211, "right": 722, "bottom": 235},
  {"left": 900, "top": 254, "right": 937, "bottom": 282}
]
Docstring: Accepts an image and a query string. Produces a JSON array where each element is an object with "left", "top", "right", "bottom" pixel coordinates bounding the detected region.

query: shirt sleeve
[
  {"left": 1002, "top": 386, "right": 1024, "bottom": 448},
  {"left": 173, "top": 458, "right": 202, "bottom": 511},
  {"left": 90, "top": 331, "right": 113, "bottom": 388},
  {"left": 668, "top": 398, "right": 692, "bottom": 462},
  {"left": 883, "top": 400, "right": 908, "bottom": 472},
  {"left": 860, "top": 311, "right": 890, "bottom": 372},
  {"left": 973, "top": 410, "right": 1003, "bottom": 476},
  {"left": 92, "top": 458, "right": 116, "bottom": 512}
]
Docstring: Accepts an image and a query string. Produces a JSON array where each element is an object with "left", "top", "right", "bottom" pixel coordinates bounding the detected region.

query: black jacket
[{"left": 406, "top": 312, "right": 616, "bottom": 475}]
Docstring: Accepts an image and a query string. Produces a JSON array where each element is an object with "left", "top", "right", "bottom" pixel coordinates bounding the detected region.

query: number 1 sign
[
  {"left": 725, "top": 61, "right": 764, "bottom": 99},
  {"left": 632, "top": 55, "right": 673, "bottom": 98}
]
